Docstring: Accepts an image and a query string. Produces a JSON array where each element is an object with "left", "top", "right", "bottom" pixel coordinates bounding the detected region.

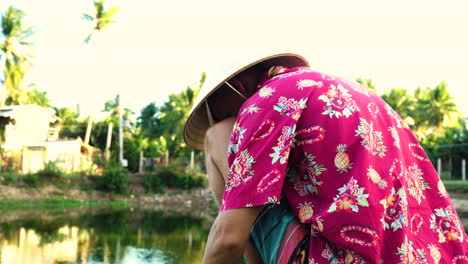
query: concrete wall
[{"left": 22, "top": 140, "right": 82, "bottom": 173}]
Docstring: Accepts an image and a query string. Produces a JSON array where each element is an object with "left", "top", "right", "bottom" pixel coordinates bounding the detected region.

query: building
[{"left": 0, "top": 104, "right": 94, "bottom": 173}]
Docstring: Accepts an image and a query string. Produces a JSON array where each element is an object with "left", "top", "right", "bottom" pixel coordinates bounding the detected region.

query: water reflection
[
  {"left": 0, "top": 208, "right": 210, "bottom": 264},
  {"left": 0, "top": 207, "right": 466, "bottom": 264}
]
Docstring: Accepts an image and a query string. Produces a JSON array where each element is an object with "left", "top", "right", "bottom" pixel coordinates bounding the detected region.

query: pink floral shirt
[{"left": 220, "top": 67, "right": 468, "bottom": 263}]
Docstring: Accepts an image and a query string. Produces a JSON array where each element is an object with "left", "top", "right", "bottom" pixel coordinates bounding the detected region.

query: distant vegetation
[
  {"left": 0, "top": 5, "right": 466, "bottom": 183},
  {"left": 0, "top": 159, "right": 207, "bottom": 194},
  {"left": 0, "top": 198, "right": 130, "bottom": 210}
]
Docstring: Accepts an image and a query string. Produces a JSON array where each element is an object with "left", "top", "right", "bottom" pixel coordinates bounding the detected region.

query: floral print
[
  {"left": 289, "top": 153, "right": 326, "bottom": 196},
  {"left": 430, "top": 207, "right": 465, "bottom": 243},
  {"left": 328, "top": 178, "right": 369, "bottom": 213},
  {"left": 355, "top": 118, "right": 387, "bottom": 157},
  {"left": 225, "top": 149, "right": 255, "bottom": 191},
  {"left": 270, "top": 125, "right": 296, "bottom": 164},
  {"left": 274, "top": 96, "right": 307, "bottom": 120},
  {"left": 396, "top": 238, "right": 428, "bottom": 264},
  {"left": 220, "top": 67, "right": 468, "bottom": 263},
  {"left": 228, "top": 121, "right": 246, "bottom": 154},
  {"left": 380, "top": 187, "right": 408, "bottom": 231},
  {"left": 241, "top": 103, "right": 261, "bottom": 115},
  {"left": 303, "top": 153, "right": 327, "bottom": 178},
  {"left": 318, "top": 84, "right": 360, "bottom": 118},
  {"left": 405, "top": 164, "right": 430, "bottom": 204}
]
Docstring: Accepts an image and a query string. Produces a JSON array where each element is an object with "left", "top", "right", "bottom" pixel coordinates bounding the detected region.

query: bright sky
[{"left": 1, "top": 0, "right": 467, "bottom": 118}]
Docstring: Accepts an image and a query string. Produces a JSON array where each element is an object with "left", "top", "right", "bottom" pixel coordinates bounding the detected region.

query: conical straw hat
[{"left": 183, "top": 53, "right": 309, "bottom": 150}]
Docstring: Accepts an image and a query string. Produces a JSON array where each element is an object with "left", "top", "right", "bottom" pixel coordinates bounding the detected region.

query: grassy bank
[
  {"left": 443, "top": 180, "right": 468, "bottom": 193},
  {"left": 0, "top": 198, "right": 131, "bottom": 211},
  {"left": 1, "top": 162, "right": 207, "bottom": 195}
]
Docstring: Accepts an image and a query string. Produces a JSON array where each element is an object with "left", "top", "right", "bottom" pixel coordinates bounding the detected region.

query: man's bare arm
[
  {"left": 203, "top": 207, "right": 261, "bottom": 264},
  {"left": 204, "top": 118, "right": 262, "bottom": 264}
]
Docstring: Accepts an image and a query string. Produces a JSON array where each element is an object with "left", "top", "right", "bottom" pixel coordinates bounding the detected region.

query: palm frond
[
  {"left": 94, "top": 0, "right": 105, "bottom": 17},
  {"left": 104, "top": 6, "right": 120, "bottom": 18},
  {"left": 84, "top": 33, "right": 93, "bottom": 44},
  {"left": 81, "top": 13, "right": 95, "bottom": 21}
]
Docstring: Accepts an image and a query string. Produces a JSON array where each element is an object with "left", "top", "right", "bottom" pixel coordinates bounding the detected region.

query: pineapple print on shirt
[
  {"left": 427, "top": 244, "right": 441, "bottom": 264},
  {"left": 297, "top": 202, "right": 314, "bottom": 223},
  {"left": 335, "top": 144, "right": 353, "bottom": 173},
  {"left": 367, "top": 166, "right": 387, "bottom": 189}
]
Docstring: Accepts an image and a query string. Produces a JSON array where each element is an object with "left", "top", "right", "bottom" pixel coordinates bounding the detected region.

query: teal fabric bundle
[{"left": 249, "top": 201, "right": 299, "bottom": 264}]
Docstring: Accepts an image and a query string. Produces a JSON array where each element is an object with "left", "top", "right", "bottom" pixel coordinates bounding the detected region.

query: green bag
[{"left": 249, "top": 199, "right": 309, "bottom": 264}]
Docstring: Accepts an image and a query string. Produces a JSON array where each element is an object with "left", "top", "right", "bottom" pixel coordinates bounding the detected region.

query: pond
[
  {"left": 0, "top": 207, "right": 467, "bottom": 264},
  {"left": 0, "top": 208, "right": 211, "bottom": 264}
]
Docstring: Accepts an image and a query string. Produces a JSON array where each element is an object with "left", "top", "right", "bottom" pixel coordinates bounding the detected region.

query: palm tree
[
  {"left": 381, "top": 88, "right": 416, "bottom": 124},
  {"left": 137, "top": 102, "right": 161, "bottom": 136},
  {"left": 103, "top": 94, "right": 133, "bottom": 123},
  {"left": 53, "top": 106, "right": 86, "bottom": 139},
  {"left": 0, "top": 6, "right": 35, "bottom": 105},
  {"left": 156, "top": 87, "right": 196, "bottom": 161},
  {"left": 414, "top": 81, "right": 459, "bottom": 137},
  {"left": 23, "top": 86, "right": 51, "bottom": 107},
  {"left": 82, "top": 0, "right": 119, "bottom": 43},
  {"left": 156, "top": 73, "right": 205, "bottom": 159}
]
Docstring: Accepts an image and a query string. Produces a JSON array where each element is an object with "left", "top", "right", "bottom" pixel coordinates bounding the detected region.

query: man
[{"left": 183, "top": 53, "right": 468, "bottom": 263}]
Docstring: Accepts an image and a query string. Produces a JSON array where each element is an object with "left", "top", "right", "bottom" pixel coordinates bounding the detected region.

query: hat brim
[{"left": 183, "top": 53, "right": 309, "bottom": 150}]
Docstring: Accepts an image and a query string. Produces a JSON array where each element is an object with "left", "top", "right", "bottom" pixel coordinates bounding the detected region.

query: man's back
[{"left": 221, "top": 67, "right": 468, "bottom": 263}]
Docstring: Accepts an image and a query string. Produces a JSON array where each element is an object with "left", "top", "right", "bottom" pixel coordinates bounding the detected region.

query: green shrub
[
  {"left": 185, "top": 172, "right": 207, "bottom": 189},
  {"left": 158, "top": 165, "right": 181, "bottom": 187},
  {"left": 37, "top": 161, "right": 64, "bottom": 181},
  {"left": 2, "top": 173, "right": 15, "bottom": 185},
  {"left": 144, "top": 173, "right": 164, "bottom": 193},
  {"left": 99, "top": 166, "right": 129, "bottom": 193},
  {"left": 24, "top": 173, "right": 39, "bottom": 187},
  {"left": 150, "top": 165, "right": 207, "bottom": 190}
]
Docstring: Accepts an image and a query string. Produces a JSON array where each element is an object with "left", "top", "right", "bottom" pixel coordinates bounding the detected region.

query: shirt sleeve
[{"left": 220, "top": 80, "right": 311, "bottom": 211}]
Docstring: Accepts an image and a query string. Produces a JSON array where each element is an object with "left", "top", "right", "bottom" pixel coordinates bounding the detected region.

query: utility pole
[
  {"left": 190, "top": 150, "right": 195, "bottom": 170},
  {"left": 165, "top": 150, "right": 169, "bottom": 165},
  {"left": 84, "top": 116, "right": 93, "bottom": 145},
  {"left": 462, "top": 159, "right": 466, "bottom": 181},
  {"left": 118, "top": 94, "right": 125, "bottom": 167},
  {"left": 139, "top": 151, "right": 144, "bottom": 174},
  {"left": 105, "top": 122, "right": 113, "bottom": 161}
]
